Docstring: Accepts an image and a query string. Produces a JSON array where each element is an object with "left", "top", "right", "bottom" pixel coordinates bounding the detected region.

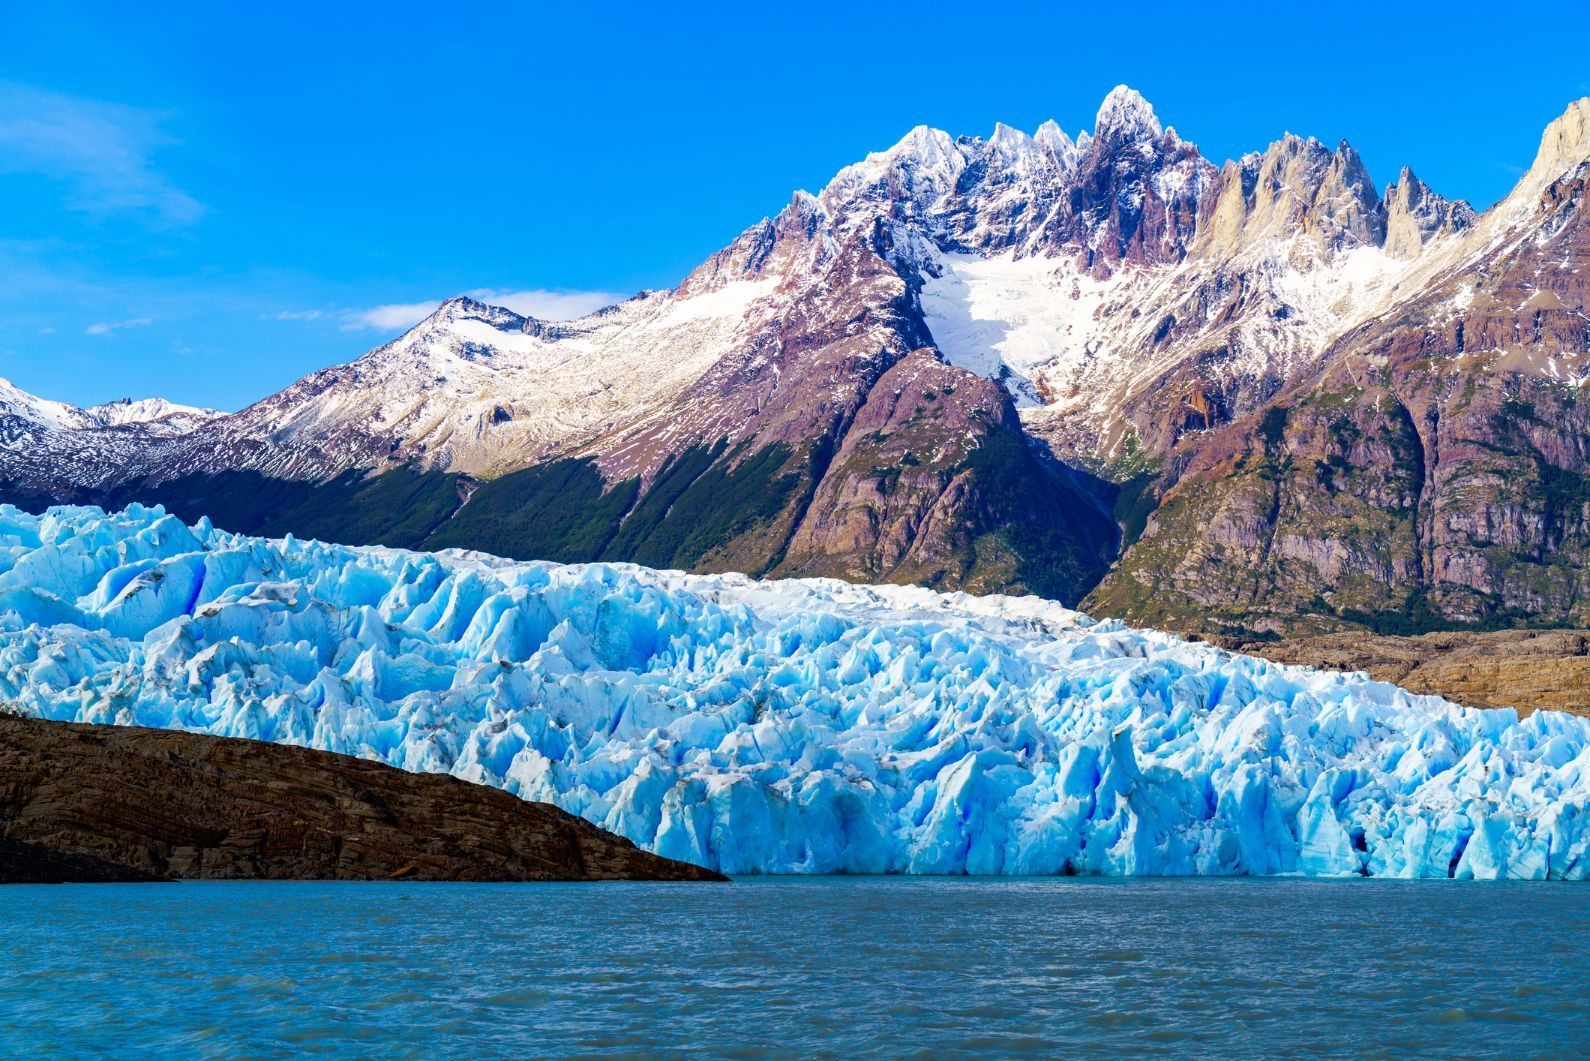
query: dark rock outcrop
[
  {"left": 0, "top": 716, "right": 725, "bottom": 883},
  {"left": 0, "top": 836, "right": 162, "bottom": 884}
]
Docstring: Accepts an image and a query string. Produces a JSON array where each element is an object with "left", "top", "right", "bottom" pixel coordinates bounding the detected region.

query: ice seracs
[{"left": 1, "top": 504, "right": 1586, "bottom": 878}]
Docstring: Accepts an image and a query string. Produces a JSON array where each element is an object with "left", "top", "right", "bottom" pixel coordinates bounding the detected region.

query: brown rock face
[
  {"left": 1092, "top": 129, "right": 1590, "bottom": 636},
  {"left": 0, "top": 716, "right": 724, "bottom": 883},
  {"left": 1383, "top": 167, "right": 1476, "bottom": 258},
  {"left": 773, "top": 351, "right": 1115, "bottom": 596},
  {"left": 1190, "top": 135, "right": 1387, "bottom": 261},
  {"left": 1212, "top": 629, "right": 1590, "bottom": 717},
  {"left": 571, "top": 216, "right": 1120, "bottom": 603}
]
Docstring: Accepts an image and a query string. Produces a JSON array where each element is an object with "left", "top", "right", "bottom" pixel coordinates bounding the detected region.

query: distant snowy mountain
[
  {"left": 4, "top": 505, "right": 1586, "bottom": 877},
  {"left": 158, "top": 285, "right": 784, "bottom": 481},
  {"left": 80, "top": 396, "right": 220, "bottom": 435},
  {"left": 0, "top": 377, "right": 86, "bottom": 439},
  {"left": 3, "top": 89, "right": 1589, "bottom": 636},
  {"left": 0, "top": 378, "right": 221, "bottom": 499},
  {"left": 0, "top": 378, "right": 218, "bottom": 438}
]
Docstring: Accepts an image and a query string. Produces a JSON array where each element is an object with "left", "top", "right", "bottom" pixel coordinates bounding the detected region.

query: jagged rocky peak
[
  {"left": 976, "top": 120, "right": 1086, "bottom": 194},
  {"left": 985, "top": 121, "right": 1041, "bottom": 167},
  {"left": 1048, "top": 86, "right": 1212, "bottom": 268},
  {"left": 679, "top": 189, "right": 832, "bottom": 293},
  {"left": 1091, "top": 84, "right": 1163, "bottom": 146},
  {"left": 1528, "top": 97, "right": 1590, "bottom": 185},
  {"left": 1192, "top": 133, "right": 1385, "bottom": 260},
  {"left": 422, "top": 295, "right": 532, "bottom": 332},
  {"left": 791, "top": 86, "right": 1215, "bottom": 269},
  {"left": 1383, "top": 166, "right": 1477, "bottom": 258},
  {"left": 1308, "top": 138, "right": 1385, "bottom": 249},
  {"left": 1033, "top": 119, "right": 1079, "bottom": 170},
  {"left": 823, "top": 123, "right": 967, "bottom": 209}
]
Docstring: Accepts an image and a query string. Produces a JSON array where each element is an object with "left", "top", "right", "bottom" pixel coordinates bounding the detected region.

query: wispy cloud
[
  {"left": 470, "top": 288, "right": 624, "bottom": 319},
  {"left": 341, "top": 301, "right": 445, "bottom": 332},
  {"left": 85, "top": 316, "right": 152, "bottom": 336},
  {"left": 340, "top": 289, "right": 623, "bottom": 332},
  {"left": 0, "top": 81, "right": 203, "bottom": 225},
  {"left": 270, "top": 309, "right": 324, "bottom": 321}
]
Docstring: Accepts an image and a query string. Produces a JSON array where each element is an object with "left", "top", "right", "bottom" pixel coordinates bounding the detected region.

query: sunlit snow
[{"left": 921, "top": 254, "right": 1122, "bottom": 407}]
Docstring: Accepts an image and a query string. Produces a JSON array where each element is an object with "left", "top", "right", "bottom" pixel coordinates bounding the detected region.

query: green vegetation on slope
[
  {"left": 114, "top": 442, "right": 806, "bottom": 577},
  {"left": 606, "top": 442, "right": 800, "bottom": 572},
  {"left": 424, "top": 460, "right": 639, "bottom": 562},
  {"left": 125, "top": 468, "right": 464, "bottom": 549}
]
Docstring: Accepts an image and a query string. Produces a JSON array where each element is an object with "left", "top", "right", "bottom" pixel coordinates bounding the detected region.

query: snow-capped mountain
[
  {"left": 119, "top": 87, "right": 1511, "bottom": 481},
  {"left": 3, "top": 89, "right": 1589, "bottom": 636},
  {"left": 1090, "top": 98, "right": 1590, "bottom": 634},
  {"left": 157, "top": 284, "right": 786, "bottom": 481},
  {"left": 0, "top": 378, "right": 218, "bottom": 439},
  {"left": 0, "top": 378, "right": 221, "bottom": 499},
  {"left": 79, "top": 396, "right": 219, "bottom": 434}
]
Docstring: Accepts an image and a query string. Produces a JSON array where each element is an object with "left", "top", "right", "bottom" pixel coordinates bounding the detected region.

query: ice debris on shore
[{"left": 1, "top": 504, "right": 1586, "bottom": 878}]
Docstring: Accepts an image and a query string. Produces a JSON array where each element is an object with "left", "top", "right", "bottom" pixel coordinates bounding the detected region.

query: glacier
[{"left": 0, "top": 504, "right": 1586, "bottom": 878}]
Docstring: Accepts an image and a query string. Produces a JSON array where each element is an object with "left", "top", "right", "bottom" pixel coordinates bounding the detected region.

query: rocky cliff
[
  {"left": 0, "top": 716, "right": 725, "bottom": 883},
  {"left": 1091, "top": 101, "right": 1590, "bottom": 635}
]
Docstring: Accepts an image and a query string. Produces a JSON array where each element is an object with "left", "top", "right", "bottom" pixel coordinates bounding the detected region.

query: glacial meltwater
[{"left": 3, "top": 878, "right": 1587, "bottom": 1057}]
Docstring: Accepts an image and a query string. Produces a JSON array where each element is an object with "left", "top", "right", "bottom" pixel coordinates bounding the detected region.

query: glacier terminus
[{"left": 1, "top": 504, "right": 1586, "bottom": 878}]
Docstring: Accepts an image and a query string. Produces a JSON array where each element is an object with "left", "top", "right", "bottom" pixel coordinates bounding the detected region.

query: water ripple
[{"left": 0, "top": 878, "right": 1586, "bottom": 1057}]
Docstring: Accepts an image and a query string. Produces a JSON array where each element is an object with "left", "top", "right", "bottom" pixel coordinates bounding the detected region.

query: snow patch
[{"left": 921, "top": 254, "right": 1120, "bottom": 406}]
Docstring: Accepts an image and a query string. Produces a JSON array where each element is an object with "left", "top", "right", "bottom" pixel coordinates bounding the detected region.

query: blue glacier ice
[{"left": 1, "top": 503, "right": 1586, "bottom": 878}]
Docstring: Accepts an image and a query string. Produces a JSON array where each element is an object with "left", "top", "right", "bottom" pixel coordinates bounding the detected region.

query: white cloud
[
  {"left": 341, "top": 301, "right": 444, "bottom": 332},
  {"left": 340, "top": 289, "right": 623, "bottom": 332},
  {"left": 272, "top": 309, "right": 324, "bottom": 321},
  {"left": 0, "top": 81, "right": 203, "bottom": 225},
  {"left": 85, "top": 317, "right": 152, "bottom": 336}
]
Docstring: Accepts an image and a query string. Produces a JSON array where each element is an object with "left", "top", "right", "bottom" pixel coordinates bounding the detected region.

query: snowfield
[{"left": 2, "top": 504, "right": 1587, "bottom": 878}]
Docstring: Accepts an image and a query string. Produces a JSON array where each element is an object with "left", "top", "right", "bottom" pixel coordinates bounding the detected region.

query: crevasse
[{"left": 1, "top": 504, "right": 1585, "bottom": 878}]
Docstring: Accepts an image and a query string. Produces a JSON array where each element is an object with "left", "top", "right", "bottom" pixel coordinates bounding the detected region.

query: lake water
[{"left": 2, "top": 877, "right": 1587, "bottom": 1057}]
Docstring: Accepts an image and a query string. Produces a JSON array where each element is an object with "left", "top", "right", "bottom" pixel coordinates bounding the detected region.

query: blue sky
[{"left": 3, "top": 1, "right": 1588, "bottom": 411}]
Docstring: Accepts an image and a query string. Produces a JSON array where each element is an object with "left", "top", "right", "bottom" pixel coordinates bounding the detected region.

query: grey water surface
[{"left": 2, "top": 876, "right": 1586, "bottom": 1057}]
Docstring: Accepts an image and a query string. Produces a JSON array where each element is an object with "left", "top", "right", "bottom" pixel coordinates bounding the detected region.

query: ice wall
[{"left": 0, "top": 504, "right": 1585, "bottom": 877}]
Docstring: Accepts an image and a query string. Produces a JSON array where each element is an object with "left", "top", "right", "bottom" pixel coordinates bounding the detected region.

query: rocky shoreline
[
  {"left": 0, "top": 716, "right": 725, "bottom": 884},
  {"left": 1207, "top": 628, "right": 1590, "bottom": 717}
]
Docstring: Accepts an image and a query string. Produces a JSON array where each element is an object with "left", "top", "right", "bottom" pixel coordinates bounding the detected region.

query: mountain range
[{"left": 4, "top": 86, "right": 1589, "bottom": 640}]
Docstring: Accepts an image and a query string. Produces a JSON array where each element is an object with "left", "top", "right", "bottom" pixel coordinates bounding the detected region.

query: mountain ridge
[{"left": 4, "top": 87, "right": 1589, "bottom": 635}]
